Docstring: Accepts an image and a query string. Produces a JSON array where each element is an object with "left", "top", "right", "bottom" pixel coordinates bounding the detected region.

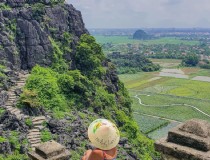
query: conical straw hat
[{"left": 88, "top": 119, "right": 120, "bottom": 150}]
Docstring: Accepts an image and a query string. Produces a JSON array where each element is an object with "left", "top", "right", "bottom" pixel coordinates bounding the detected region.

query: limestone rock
[{"left": 0, "top": 1, "right": 88, "bottom": 70}]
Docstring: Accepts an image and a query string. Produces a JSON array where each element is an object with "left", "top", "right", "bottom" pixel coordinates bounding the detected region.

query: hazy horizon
[{"left": 68, "top": 0, "right": 210, "bottom": 29}]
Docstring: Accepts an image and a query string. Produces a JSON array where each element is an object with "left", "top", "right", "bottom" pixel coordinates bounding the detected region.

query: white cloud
[{"left": 67, "top": 0, "right": 210, "bottom": 28}]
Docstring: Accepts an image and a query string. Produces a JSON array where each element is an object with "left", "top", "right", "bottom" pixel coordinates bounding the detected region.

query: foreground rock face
[
  {"left": 155, "top": 119, "right": 210, "bottom": 160},
  {"left": 0, "top": 0, "right": 88, "bottom": 70}
]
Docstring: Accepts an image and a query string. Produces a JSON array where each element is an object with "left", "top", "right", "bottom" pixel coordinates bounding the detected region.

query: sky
[{"left": 67, "top": 0, "right": 210, "bottom": 28}]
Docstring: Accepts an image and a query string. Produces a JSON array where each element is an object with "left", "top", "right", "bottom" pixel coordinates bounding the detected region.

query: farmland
[
  {"left": 94, "top": 34, "right": 210, "bottom": 140},
  {"left": 119, "top": 62, "right": 210, "bottom": 139},
  {"left": 95, "top": 36, "right": 200, "bottom": 45}
]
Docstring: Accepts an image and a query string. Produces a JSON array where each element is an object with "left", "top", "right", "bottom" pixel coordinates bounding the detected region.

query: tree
[
  {"left": 75, "top": 34, "right": 105, "bottom": 77},
  {"left": 182, "top": 54, "right": 199, "bottom": 66}
]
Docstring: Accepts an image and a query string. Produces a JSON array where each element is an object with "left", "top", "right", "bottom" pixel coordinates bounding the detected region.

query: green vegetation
[
  {"left": 182, "top": 54, "right": 199, "bottom": 66},
  {"left": 49, "top": 0, "right": 65, "bottom": 5},
  {"left": 0, "top": 109, "right": 5, "bottom": 117},
  {"left": 132, "top": 93, "right": 210, "bottom": 122},
  {"left": 0, "top": 136, "right": 7, "bottom": 143},
  {"left": 0, "top": 3, "right": 11, "bottom": 10},
  {"left": 19, "top": 34, "right": 159, "bottom": 159},
  {"left": 0, "top": 65, "right": 8, "bottom": 88},
  {"left": 19, "top": 89, "right": 40, "bottom": 108},
  {"left": 119, "top": 57, "right": 210, "bottom": 139},
  {"left": 0, "top": 132, "right": 28, "bottom": 160},
  {"left": 25, "top": 118, "right": 33, "bottom": 127},
  {"left": 0, "top": 153, "right": 28, "bottom": 160},
  {"left": 41, "top": 129, "right": 52, "bottom": 142},
  {"left": 108, "top": 52, "right": 160, "bottom": 74},
  {"left": 31, "top": 3, "right": 46, "bottom": 21},
  {"left": 49, "top": 36, "right": 68, "bottom": 72},
  {"left": 76, "top": 34, "right": 105, "bottom": 77}
]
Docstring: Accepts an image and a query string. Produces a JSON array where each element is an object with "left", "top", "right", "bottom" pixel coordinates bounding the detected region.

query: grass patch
[
  {"left": 41, "top": 129, "right": 52, "bottom": 142},
  {"left": 0, "top": 136, "right": 7, "bottom": 143},
  {"left": 25, "top": 118, "right": 33, "bottom": 127}
]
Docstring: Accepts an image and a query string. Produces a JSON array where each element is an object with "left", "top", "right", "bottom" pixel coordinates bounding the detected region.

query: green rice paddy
[
  {"left": 94, "top": 36, "right": 200, "bottom": 45},
  {"left": 119, "top": 59, "right": 210, "bottom": 139}
]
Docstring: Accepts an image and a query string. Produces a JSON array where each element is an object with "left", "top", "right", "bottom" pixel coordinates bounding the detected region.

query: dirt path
[{"left": 134, "top": 94, "right": 210, "bottom": 119}]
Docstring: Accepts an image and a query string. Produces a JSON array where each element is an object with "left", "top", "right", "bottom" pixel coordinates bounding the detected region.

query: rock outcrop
[
  {"left": 155, "top": 119, "right": 210, "bottom": 160},
  {"left": 0, "top": 0, "right": 88, "bottom": 70}
]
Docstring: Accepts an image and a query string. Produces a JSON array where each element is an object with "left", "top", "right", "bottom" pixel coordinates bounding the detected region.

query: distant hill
[{"left": 133, "top": 29, "right": 151, "bottom": 40}]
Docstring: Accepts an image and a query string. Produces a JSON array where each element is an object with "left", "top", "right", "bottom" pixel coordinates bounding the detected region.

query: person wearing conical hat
[{"left": 82, "top": 119, "right": 120, "bottom": 160}]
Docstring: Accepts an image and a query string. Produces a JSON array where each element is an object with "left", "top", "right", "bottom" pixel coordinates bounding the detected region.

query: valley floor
[{"left": 119, "top": 59, "right": 210, "bottom": 139}]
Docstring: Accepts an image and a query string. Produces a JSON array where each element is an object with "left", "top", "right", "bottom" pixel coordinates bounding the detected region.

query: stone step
[
  {"left": 32, "top": 116, "right": 46, "bottom": 122},
  {"left": 5, "top": 106, "right": 13, "bottom": 109},
  {"left": 11, "top": 110, "right": 21, "bottom": 115},
  {"left": 27, "top": 133, "right": 41, "bottom": 138},
  {"left": 30, "top": 140, "right": 41, "bottom": 144},
  {"left": 8, "top": 93, "right": 16, "bottom": 96},
  {"left": 28, "top": 132, "right": 41, "bottom": 136},
  {"left": 18, "top": 80, "right": 25, "bottom": 82},
  {"left": 7, "top": 107, "right": 16, "bottom": 111},
  {"left": 34, "top": 126, "right": 45, "bottom": 130},
  {"left": 29, "top": 129, "right": 39, "bottom": 132},
  {"left": 5, "top": 102, "right": 13, "bottom": 105},
  {"left": 17, "top": 81, "right": 25, "bottom": 84},
  {"left": 7, "top": 100, "right": 16, "bottom": 103},
  {"left": 17, "top": 84, "right": 25, "bottom": 87},
  {"left": 5, "top": 105, "right": 13, "bottom": 108},
  {"left": 8, "top": 95, "right": 16, "bottom": 98},
  {"left": 28, "top": 130, "right": 41, "bottom": 134},
  {"left": 33, "top": 121, "right": 45, "bottom": 125},
  {"left": 24, "top": 115, "right": 30, "bottom": 119},
  {"left": 16, "top": 114, "right": 23, "bottom": 120},
  {"left": 9, "top": 95, "right": 16, "bottom": 98},
  {"left": 27, "top": 134, "right": 41, "bottom": 139},
  {"left": 29, "top": 138, "right": 41, "bottom": 142},
  {"left": 8, "top": 98, "right": 16, "bottom": 101},
  {"left": 9, "top": 108, "right": 20, "bottom": 112},
  {"left": 14, "top": 112, "right": 22, "bottom": 117},
  {"left": 31, "top": 143, "right": 41, "bottom": 148}
]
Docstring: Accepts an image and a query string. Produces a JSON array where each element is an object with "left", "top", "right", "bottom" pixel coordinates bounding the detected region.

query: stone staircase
[
  {"left": 4, "top": 72, "right": 29, "bottom": 120},
  {"left": 27, "top": 116, "right": 46, "bottom": 149},
  {"left": 3, "top": 71, "right": 47, "bottom": 150}
]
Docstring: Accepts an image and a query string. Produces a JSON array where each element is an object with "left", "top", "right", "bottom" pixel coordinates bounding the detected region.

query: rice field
[
  {"left": 119, "top": 59, "right": 210, "bottom": 139},
  {"left": 94, "top": 36, "right": 199, "bottom": 45},
  {"left": 133, "top": 113, "right": 169, "bottom": 134},
  {"left": 148, "top": 122, "right": 180, "bottom": 140},
  {"left": 132, "top": 93, "right": 210, "bottom": 122}
]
